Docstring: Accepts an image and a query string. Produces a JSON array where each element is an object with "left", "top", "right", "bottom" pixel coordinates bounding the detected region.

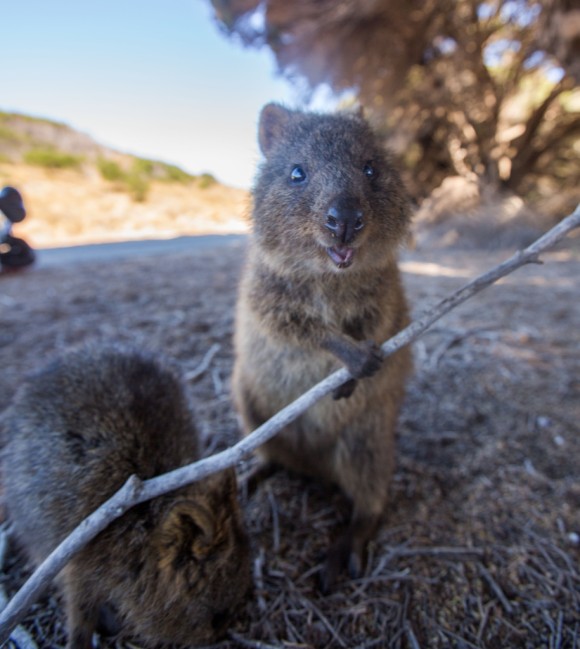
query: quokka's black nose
[{"left": 324, "top": 195, "right": 364, "bottom": 244}]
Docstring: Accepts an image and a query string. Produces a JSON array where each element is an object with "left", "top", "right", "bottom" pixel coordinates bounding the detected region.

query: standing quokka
[
  {"left": 2, "top": 344, "right": 251, "bottom": 649},
  {"left": 233, "top": 103, "right": 412, "bottom": 591}
]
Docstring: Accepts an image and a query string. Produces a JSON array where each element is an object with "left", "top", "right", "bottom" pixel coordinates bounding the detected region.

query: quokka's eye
[
  {"left": 290, "top": 165, "right": 307, "bottom": 183},
  {"left": 363, "top": 162, "right": 377, "bottom": 179}
]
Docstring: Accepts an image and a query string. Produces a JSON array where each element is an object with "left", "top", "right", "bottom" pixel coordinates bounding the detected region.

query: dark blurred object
[
  {"left": 0, "top": 187, "right": 35, "bottom": 273},
  {"left": 0, "top": 234, "right": 35, "bottom": 271},
  {"left": 0, "top": 186, "right": 26, "bottom": 223}
]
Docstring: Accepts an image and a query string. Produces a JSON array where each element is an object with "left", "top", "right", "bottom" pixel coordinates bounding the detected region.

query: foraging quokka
[
  {"left": 233, "top": 103, "right": 412, "bottom": 590},
  {"left": 2, "top": 344, "right": 251, "bottom": 648}
]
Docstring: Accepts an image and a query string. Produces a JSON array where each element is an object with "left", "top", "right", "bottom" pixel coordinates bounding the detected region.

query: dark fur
[
  {"left": 233, "top": 104, "right": 413, "bottom": 590},
  {"left": 2, "top": 344, "right": 251, "bottom": 648}
]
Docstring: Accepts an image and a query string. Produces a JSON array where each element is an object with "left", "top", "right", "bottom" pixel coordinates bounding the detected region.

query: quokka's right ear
[
  {"left": 258, "top": 103, "right": 293, "bottom": 157},
  {"left": 156, "top": 500, "right": 219, "bottom": 566}
]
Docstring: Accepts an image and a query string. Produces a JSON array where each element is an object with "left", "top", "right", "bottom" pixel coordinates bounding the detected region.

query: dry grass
[
  {"left": 0, "top": 240, "right": 579, "bottom": 648},
  {"left": 0, "top": 163, "right": 249, "bottom": 249}
]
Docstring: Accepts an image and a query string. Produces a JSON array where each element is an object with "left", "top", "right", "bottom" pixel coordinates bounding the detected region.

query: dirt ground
[{"left": 0, "top": 235, "right": 578, "bottom": 649}]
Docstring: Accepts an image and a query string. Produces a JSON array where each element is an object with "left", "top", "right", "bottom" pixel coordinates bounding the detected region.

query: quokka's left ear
[
  {"left": 157, "top": 500, "right": 218, "bottom": 563},
  {"left": 258, "top": 103, "right": 294, "bottom": 158}
]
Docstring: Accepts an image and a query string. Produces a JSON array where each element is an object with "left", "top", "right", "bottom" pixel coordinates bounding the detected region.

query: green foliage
[
  {"left": 97, "top": 158, "right": 125, "bottom": 182},
  {"left": 24, "top": 147, "right": 84, "bottom": 169},
  {"left": 161, "top": 163, "right": 194, "bottom": 183},
  {"left": 97, "top": 157, "right": 150, "bottom": 201},
  {"left": 132, "top": 157, "right": 155, "bottom": 176},
  {"left": 96, "top": 155, "right": 197, "bottom": 200},
  {"left": 197, "top": 172, "right": 217, "bottom": 189},
  {"left": 1, "top": 107, "right": 219, "bottom": 203},
  {"left": 125, "top": 172, "right": 149, "bottom": 202}
]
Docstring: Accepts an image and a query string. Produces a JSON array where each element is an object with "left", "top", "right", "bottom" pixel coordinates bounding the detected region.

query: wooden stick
[{"left": 0, "top": 204, "right": 578, "bottom": 644}]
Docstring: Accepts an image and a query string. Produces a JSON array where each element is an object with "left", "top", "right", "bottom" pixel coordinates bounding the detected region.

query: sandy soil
[{"left": 0, "top": 237, "right": 578, "bottom": 648}]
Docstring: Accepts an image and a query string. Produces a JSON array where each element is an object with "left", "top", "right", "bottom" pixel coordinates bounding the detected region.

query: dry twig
[
  {"left": 405, "top": 623, "right": 422, "bottom": 649},
  {"left": 228, "top": 632, "right": 285, "bottom": 649},
  {"left": 0, "top": 204, "right": 578, "bottom": 644},
  {"left": 478, "top": 563, "right": 514, "bottom": 615},
  {"left": 393, "top": 545, "right": 485, "bottom": 560},
  {"left": 184, "top": 343, "right": 221, "bottom": 381}
]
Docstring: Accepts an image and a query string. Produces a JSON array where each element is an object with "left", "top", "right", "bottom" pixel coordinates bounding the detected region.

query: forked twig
[{"left": 0, "top": 204, "right": 578, "bottom": 644}]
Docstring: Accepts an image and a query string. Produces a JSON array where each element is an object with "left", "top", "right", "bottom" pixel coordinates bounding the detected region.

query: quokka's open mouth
[{"left": 326, "top": 246, "right": 355, "bottom": 269}]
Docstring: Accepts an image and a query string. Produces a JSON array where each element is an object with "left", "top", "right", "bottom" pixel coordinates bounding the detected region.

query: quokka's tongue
[{"left": 326, "top": 246, "right": 355, "bottom": 269}]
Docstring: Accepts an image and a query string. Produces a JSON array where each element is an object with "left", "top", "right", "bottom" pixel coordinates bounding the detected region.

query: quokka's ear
[
  {"left": 258, "top": 103, "right": 293, "bottom": 157},
  {"left": 157, "top": 500, "right": 218, "bottom": 563}
]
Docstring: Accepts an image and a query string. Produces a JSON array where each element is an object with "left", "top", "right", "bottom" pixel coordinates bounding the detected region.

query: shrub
[
  {"left": 125, "top": 172, "right": 149, "bottom": 202},
  {"left": 97, "top": 157, "right": 149, "bottom": 201},
  {"left": 161, "top": 163, "right": 193, "bottom": 183},
  {"left": 197, "top": 172, "right": 217, "bottom": 189},
  {"left": 132, "top": 157, "right": 155, "bottom": 176},
  {"left": 24, "top": 147, "right": 83, "bottom": 169},
  {"left": 97, "top": 158, "right": 125, "bottom": 182}
]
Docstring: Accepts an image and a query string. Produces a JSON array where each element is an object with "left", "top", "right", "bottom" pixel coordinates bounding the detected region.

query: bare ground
[{"left": 0, "top": 237, "right": 579, "bottom": 649}]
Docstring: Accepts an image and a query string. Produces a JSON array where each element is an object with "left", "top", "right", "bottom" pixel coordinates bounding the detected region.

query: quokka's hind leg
[
  {"left": 319, "top": 504, "right": 382, "bottom": 594},
  {"left": 319, "top": 413, "right": 395, "bottom": 593},
  {"left": 234, "top": 378, "right": 269, "bottom": 435}
]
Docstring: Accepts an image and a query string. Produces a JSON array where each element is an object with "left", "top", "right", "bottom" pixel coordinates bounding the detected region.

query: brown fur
[
  {"left": 233, "top": 104, "right": 413, "bottom": 590},
  {"left": 2, "top": 344, "right": 251, "bottom": 648}
]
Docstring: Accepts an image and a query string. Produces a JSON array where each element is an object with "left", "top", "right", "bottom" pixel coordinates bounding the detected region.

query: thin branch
[
  {"left": 405, "top": 623, "right": 422, "bottom": 649},
  {"left": 253, "top": 547, "right": 268, "bottom": 614},
  {"left": 184, "top": 343, "right": 221, "bottom": 381},
  {"left": 0, "top": 204, "right": 579, "bottom": 644},
  {"left": 228, "top": 632, "right": 286, "bottom": 649},
  {"left": 510, "top": 76, "right": 572, "bottom": 161},
  {"left": 478, "top": 563, "right": 514, "bottom": 615},
  {"left": 393, "top": 545, "right": 485, "bottom": 561}
]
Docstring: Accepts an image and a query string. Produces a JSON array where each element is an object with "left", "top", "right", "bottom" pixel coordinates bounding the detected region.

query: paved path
[{"left": 33, "top": 233, "right": 247, "bottom": 267}]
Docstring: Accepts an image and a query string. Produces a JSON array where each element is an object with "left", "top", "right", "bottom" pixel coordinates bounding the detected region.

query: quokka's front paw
[
  {"left": 346, "top": 340, "right": 383, "bottom": 379},
  {"left": 332, "top": 378, "right": 358, "bottom": 400}
]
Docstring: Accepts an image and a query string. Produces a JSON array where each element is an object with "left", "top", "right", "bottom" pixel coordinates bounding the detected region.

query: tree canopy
[{"left": 211, "top": 0, "right": 579, "bottom": 215}]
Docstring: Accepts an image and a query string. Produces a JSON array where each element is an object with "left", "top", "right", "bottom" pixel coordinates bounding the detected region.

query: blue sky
[{"left": 3, "top": 1, "right": 325, "bottom": 188}]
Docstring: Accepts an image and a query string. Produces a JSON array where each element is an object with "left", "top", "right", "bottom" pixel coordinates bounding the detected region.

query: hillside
[{"left": 0, "top": 111, "right": 249, "bottom": 248}]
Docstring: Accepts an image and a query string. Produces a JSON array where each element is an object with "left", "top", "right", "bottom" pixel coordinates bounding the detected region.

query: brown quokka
[
  {"left": 2, "top": 344, "right": 251, "bottom": 649},
  {"left": 233, "top": 103, "right": 412, "bottom": 591}
]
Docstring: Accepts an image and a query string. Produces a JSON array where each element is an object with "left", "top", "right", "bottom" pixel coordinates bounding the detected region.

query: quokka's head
[
  {"left": 119, "top": 468, "right": 252, "bottom": 647},
  {"left": 252, "top": 103, "right": 411, "bottom": 276}
]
